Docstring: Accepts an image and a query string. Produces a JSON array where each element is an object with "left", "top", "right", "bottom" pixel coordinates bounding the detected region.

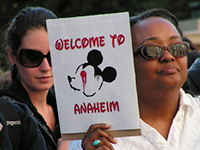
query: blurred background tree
[{"left": 0, "top": 0, "right": 198, "bottom": 73}]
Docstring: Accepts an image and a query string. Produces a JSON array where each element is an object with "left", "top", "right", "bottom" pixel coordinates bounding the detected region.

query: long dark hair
[{"left": 5, "top": 7, "right": 57, "bottom": 81}]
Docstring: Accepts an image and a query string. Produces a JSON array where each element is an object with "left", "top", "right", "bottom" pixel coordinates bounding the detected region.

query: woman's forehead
[
  {"left": 132, "top": 17, "right": 180, "bottom": 42},
  {"left": 133, "top": 17, "right": 175, "bottom": 30}
]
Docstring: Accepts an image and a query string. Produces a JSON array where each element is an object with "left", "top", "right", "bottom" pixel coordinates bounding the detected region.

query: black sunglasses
[
  {"left": 18, "top": 49, "right": 51, "bottom": 68},
  {"left": 134, "top": 42, "right": 189, "bottom": 60}
]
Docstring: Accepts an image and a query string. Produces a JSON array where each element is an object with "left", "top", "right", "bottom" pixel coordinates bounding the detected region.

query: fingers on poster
[{"left": 67, "top": 49, "right": 117, "bottom": 97}]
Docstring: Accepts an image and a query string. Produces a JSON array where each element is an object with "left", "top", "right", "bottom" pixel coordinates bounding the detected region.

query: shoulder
[
  {"left": 0, "top": 97, "right": 47, "bottom": 150},
  {"left": 0, "top": 96, "right": 31, "bottom": 122},
  {"left": 12, "top": 101, "right": 32, "bottom": 120},
  {"left": 181, "top": 90, "right": 200, "bottom": 113},
  {"left": 192, "top": 96, "right": 200, "bottom": 109},
  {"left": 0, "top": 88, "right": 22, "bottom": 103}
]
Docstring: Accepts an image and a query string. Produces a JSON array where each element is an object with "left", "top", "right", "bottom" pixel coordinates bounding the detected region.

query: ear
[{"left": 6, "top": 46, "right": 17, "bottom": 66}]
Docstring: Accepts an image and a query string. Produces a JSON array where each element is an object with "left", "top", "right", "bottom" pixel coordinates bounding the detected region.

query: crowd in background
[{"left": 0, "top": 5, "right": 200, "bottom": 150}]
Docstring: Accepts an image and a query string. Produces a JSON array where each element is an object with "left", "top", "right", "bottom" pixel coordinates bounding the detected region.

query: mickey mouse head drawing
[{"left": 67, "top": 49, "right": 117, "bottom": 97}]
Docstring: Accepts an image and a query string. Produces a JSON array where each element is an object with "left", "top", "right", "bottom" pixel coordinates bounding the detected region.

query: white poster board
[{"left": 47, "top": 12, "right": 140, "bottom": 140}]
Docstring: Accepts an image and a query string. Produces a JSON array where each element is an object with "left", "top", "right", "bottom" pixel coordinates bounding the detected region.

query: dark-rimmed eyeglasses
[
  {"left": 18, "top": 49, "right": 51, "bottom": 68},
  {"left": 134, "top": 42, "right": 189, "bottom": 60}
]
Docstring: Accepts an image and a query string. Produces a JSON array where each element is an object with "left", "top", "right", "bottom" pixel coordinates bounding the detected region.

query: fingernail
[
  {"left": 105, "top": 124, "right": 111, "bottom": 128},
  {"left": 113, "top": 138, "right": 117, "bottom": 143}
]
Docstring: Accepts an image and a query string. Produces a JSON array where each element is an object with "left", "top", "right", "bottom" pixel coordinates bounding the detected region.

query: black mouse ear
[
  {"left": 87, "top": 49, "right": 103, "bottom": 66},
  {"left": 102, "top": 67, "right": 117, "bottom": 82}
]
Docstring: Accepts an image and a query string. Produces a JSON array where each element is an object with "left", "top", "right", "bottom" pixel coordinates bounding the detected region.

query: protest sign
[{"left": 47, "top": 12, "right": 141, "bottom": 140}]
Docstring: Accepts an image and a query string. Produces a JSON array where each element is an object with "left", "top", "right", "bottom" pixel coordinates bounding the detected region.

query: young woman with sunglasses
[
  {"left": 68, "top": 9, "right": 200, "bottom": 150},
  {"left": 0, "top": 7, "right": 69, "bottom": 150}
]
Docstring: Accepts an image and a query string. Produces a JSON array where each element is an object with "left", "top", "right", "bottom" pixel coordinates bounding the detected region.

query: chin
[
  {"left": 166, "top": 81, "right": 183, "bottom": 89},
  {"left": 37, "top": 84, "right": 53, "bottom": 91}
]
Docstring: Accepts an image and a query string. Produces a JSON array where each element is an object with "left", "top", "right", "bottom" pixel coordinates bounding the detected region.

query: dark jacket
[
  {"left": 0, "top": 97, "right": 47, "bottom": 150},
  {"left": 0, "top": 111, "right": 12, "bottom": 150},
  {"left": 186, "top": 57, "right": 200, "bottom": 96},
  {"left": 0, "top": 79, "right": 61, "bottom": 150}
]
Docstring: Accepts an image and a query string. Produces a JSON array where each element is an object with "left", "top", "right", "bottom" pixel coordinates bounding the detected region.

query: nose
[
  {"left": 159, "top": 49, "right": 175, "bottom": 63},
  {"left": 39, "top": 58, "right": 51, "bottom": 72}
]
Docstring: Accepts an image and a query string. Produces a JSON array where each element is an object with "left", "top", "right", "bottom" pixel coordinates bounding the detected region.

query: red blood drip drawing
[{"left": 80, "top": 71, "right": 87, "bottom": 92}]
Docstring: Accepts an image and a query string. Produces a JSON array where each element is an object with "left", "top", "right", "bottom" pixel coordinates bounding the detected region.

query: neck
[
  {"left": 27, "top": 89, "right": 56, "bottom": 131},
  {"left": 138, "top": 88, "right": 180, "bottom": 139},
  {"left": 27, "top": 90, "right": 49, "bottom": 109},
  {"left": 138, "top": 86, "right": 180, "bottom": 113}
]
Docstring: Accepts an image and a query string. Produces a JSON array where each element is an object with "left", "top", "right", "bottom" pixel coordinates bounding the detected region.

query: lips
[
  {"left": 159, "top": 66, "right": 179, "bottom": 75},
  {"left": 37, "top": 75, "right": 52, "bottom": 78},
  {"left": 36, "top": 75, "right": 53, "bottom": 82}
]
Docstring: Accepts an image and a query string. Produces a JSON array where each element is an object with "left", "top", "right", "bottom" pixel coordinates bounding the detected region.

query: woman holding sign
[
  {"left": 0, "top": 7, "right": 69, "bottom": 150},
  {"left": 69, "top": 9, "right": 200, "bottom": 149}
]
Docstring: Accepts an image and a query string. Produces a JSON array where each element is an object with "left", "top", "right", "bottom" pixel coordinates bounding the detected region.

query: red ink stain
[{"left": 80, "top": 71, "right": 87, "bottom": 92}]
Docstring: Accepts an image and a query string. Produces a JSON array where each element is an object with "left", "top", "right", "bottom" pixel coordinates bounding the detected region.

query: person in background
[
  {"left": 182, "top": 37, "right": 200, "bottom": 69},
  {"left": 68, "top": 8, "right": 200, "bottom": 150},
  {"left": 0, "top": 7, "right": 69, "bottom": 150},
  {"left": 181, "top": 37, "right": 200, "bottom": 96},
  {"left": 184, "top": 57, "right": 200, "bottom": 96}
]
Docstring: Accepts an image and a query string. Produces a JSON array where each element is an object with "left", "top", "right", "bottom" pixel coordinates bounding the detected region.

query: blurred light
[
  {"left": 188, "top": 2, "right": 200, "bottom": 9},
  {"left": 12, "top": 2, "right": 18, "bottom": 9}
]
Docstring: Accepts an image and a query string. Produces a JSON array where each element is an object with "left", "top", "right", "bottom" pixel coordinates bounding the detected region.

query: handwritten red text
[
  {"left": 110, "top": 34, "right": 125, "bottom": 48},
  {"left": 55, "top": 36, "right": 105, "bottom": 50},
  {"left": 74, "top": 101, "right": 120, "bottom": 114},
  {"left": 55, "top": 34, "right": 125, "bottom": 50}
]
